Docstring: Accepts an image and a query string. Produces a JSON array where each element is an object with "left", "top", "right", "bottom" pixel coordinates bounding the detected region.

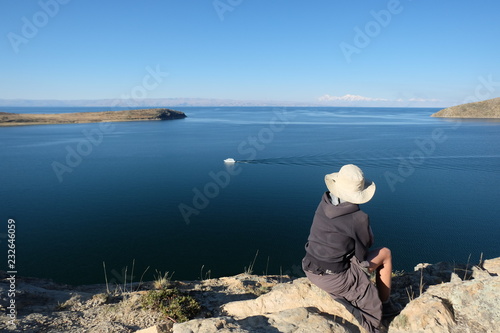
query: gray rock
[
  {"left": 483, "top": 257, "right": 500, "bottom": 275},
  {"left": 390, "top": 274, "right": 500, "bottom": 332},
  {"left": 173, "top": 277, "right": 362, "bottom": 333},
  {"left": 173, "top": 307, "right": 357, "bottom": 333},
  {"left": 222, "top": 278, "right": 358, "bottom": 329}
]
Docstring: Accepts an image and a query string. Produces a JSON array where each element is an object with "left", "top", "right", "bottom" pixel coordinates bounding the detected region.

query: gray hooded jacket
[{"left": 304, "top": 192, "right": 373, "bottom": 273}]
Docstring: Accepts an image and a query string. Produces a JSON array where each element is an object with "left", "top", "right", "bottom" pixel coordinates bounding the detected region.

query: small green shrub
[{"left": 141, "top": 288, "right": 200, "bottom": 322}]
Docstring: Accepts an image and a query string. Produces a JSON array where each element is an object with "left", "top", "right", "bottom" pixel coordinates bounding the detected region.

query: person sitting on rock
[{"left": 302, "top": 164, "right": 402, "bottom": 333}]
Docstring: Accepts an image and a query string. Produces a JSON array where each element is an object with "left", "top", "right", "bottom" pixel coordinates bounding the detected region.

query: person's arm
[
  {"left": 352, "top": 214, "right": 373, "bottom": 262},
  {"left": 368, "top": 225, "right": 374, "bottom": 247}
]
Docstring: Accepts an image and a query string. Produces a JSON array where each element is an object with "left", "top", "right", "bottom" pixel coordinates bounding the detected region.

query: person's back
[
  {"left": 302, "top": 164, "right": 402, "bottom": 333},
  {"left": 305, "top": 193, "right": 371, "bottom": 273}
]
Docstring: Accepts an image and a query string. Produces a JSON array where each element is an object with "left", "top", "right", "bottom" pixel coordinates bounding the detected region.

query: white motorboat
[{"left": 224, "top": 158, "right": 236, "bottom": 163}]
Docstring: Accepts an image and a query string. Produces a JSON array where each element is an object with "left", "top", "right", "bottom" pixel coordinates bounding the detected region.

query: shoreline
[{"left": 0, "top": 108, "right": 186, "bottom": 127}]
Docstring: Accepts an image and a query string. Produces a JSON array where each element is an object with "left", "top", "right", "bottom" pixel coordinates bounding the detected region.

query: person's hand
[{"left": 359, "top": 260, "right": 370, "bottom": 268}]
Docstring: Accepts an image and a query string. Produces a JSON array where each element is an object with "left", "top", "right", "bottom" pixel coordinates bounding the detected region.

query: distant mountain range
[
  {"left": 0, "top": 98, "right": 318, "bottom": 108},
  {"left": 0, "top": 97, "right": 448, "bottom": 108}
]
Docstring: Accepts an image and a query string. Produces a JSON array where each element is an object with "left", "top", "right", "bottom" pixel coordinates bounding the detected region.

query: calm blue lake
[{"left": 1, "top": 106, "right": 499, "bottom": 285}]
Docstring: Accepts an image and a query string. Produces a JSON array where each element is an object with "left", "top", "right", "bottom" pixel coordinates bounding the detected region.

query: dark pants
[{"left": 303, "top": 258, "right": 382, "bottom": 333}]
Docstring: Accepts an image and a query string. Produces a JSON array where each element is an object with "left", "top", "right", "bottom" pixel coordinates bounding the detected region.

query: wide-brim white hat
[{"left": 324, "top": 164, "right": 376, "bottom": 204}]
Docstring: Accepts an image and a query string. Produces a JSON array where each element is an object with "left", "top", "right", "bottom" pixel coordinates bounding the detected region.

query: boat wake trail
[
  {"left": 236, "top": 152, "right": 500, "bottom": 173},
  {"left": 236, "top": 151, "right": 395, "bottom": 168}
]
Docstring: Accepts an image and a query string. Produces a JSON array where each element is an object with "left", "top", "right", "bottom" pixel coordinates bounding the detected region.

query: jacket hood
[{"left": 319, "top": 192, "right": 360, "bottom": 219}]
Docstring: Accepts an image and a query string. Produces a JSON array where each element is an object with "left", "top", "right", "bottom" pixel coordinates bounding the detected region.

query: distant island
[
  {"left": 0, "top": 108, "right": 186, "bottom": 127},
  {"left": 431, "top": 97, "right": 500, "bottom": 118}
]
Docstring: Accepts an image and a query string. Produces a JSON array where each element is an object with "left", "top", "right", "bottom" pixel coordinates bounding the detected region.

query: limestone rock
[
  {"left": 483, "top": 257, "right": 500, "bottom": 275},
  {"left": 390, "top": 295, "right": 455, "bottom": 333},
  {"left": 449, "top": 272, "right": 462, "bottom": 284},
  {"left": 471, "top": 266, "right": 492, "bottom": 279},
  {"left": 173, "top": 307, "right": 357, "bottom": 333},
  {"left": 174, "top": 278, "right": 362, "bottom": 333},
  {"left": 136, "top": 324, "right": 169, "bottom": 333},
  {"left": 222, "top": 278, "right": 357, "bottom": 328},
  {"left": 390, "top": 275, "right": 500, "bottom": 333},
  {"left": 177, "top": 260, "right": 500, "bottom": 333}
]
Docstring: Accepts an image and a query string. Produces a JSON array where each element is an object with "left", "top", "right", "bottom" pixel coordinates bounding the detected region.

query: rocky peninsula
[
  {"left": 0, "top": 108, "right": 186, "bottom": 127},
  {"left": 431, "top": 97, "right": 500, "bottom": 118},
  {"left": 1, "top": 257, "right": 499, "bottom": 333}
]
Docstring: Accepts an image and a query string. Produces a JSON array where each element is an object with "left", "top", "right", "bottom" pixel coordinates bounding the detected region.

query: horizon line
[{"left": 0, "top": 97, "right": 451, "bottom": 108}]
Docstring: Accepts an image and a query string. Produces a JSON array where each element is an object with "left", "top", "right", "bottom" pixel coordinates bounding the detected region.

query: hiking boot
[{"left": 382, "top": 299, "right": 402, "bottom": 318}]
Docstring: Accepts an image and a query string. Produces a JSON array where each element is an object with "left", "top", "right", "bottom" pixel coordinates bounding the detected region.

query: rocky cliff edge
[{"left": 1, "top": 257, "right": 499, "bottom": 333}]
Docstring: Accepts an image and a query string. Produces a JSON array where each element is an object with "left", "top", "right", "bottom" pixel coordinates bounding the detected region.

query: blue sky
[{"left": 1, "top": 0, "right": 499, "bottom": 107}]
